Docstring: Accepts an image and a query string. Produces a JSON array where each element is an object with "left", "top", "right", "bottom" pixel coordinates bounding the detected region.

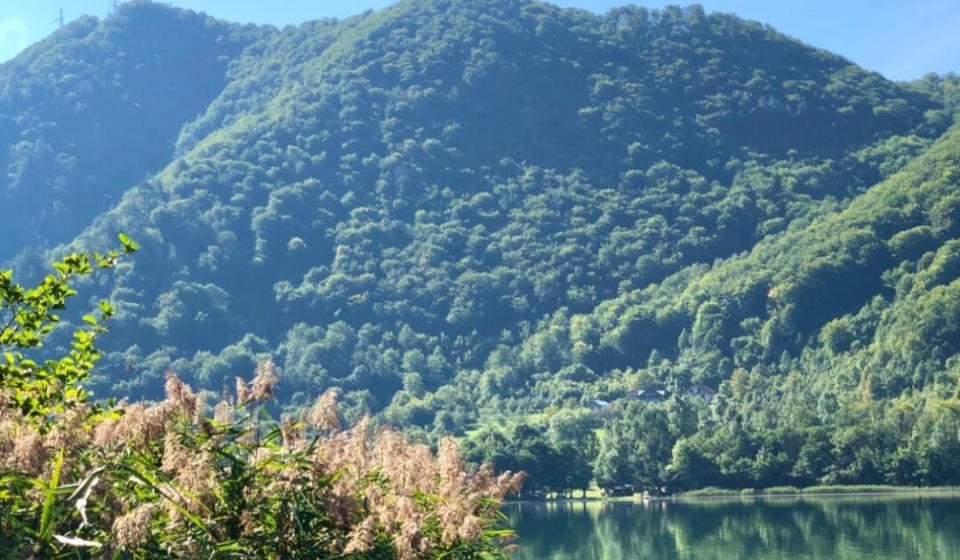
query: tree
[
  {"left": 593, "top": 420, "right": 635, "bottom": 492},
  {"left": 1, "top": 234, "right": 139, "bottom": 429},
  {"left": 667, "top": 436, "right": 719, "bottom": 490}
]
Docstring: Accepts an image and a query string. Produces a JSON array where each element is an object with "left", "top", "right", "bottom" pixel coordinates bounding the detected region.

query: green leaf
[
  {"left": 39, "top": 446, "right": 66, "bottom": 546},
  {"left": 118, "top": 233, "right": 140, "bottom": 253}
]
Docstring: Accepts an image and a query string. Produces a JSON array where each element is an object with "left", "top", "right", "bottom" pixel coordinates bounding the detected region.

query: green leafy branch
[{"left": 0, "top": 233, "right": 138, "bottom": 430}]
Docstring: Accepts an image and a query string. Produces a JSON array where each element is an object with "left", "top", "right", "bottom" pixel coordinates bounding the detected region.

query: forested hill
[
  {"left": 5, "top": 0, "right": 960, "bottom": 487},
  {"left": 0, "top": 2, "right": 266, "bottom": 256}
]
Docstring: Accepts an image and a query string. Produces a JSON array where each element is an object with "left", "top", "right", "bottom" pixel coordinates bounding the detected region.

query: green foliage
[
  {"left": 16, "top": 0, "right": 941, "bottom": 420},
  {"left": 0, "top": 2, "right": 264, "bottom": 258},
  {"left": 0, "top": 236, "right": 135, "bottom": 556},
  {"left": 6, "top": 0, "right": 960, "bottom": 498},
  {"left": 1, "top": 237, "right": 137, "bottom": 429},
  {"left": 462, "top": 413, "right": 598, "bottom": 497},
  {"left": 595, "top": 399, "right": 700, "bottom": 492}
]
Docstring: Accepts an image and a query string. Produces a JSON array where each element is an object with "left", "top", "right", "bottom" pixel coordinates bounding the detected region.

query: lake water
[{"left": 505, "top": 495, "right": 960, "bottom": 559}]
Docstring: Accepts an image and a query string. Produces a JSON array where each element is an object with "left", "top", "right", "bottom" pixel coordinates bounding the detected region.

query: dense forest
[{"left": 4, "top": 0, "right": 960, "bottom": 494}]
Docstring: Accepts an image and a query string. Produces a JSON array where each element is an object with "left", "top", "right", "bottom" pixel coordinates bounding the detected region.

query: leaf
[
  {"left": 118, "top": 233, "right": 140, "bottom": 252},
  {"left": 117, "top": 464, "right": 212, "bottom": 532},
  {"left": 69, "top": 466, "right": 106, "bottom": 528},
  {"left": 54, "top": 534, "right": 102, "bottom": 548},
  {"left": 39, "top": 446, "right": 66, "bottom": 545}
]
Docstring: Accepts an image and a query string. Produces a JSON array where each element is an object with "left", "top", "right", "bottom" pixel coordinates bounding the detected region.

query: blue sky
[{"left": 1, "top": 0, "right": 958, "bottom": 81}]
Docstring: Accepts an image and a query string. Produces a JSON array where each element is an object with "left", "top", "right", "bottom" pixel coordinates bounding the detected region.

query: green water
[{"left": 505, "top": 495, "right": 960, "bottom": 559}]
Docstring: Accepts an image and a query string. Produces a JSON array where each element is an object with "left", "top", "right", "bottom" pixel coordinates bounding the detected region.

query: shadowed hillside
[{"left": 0, "top": 1, "right": 265, "bottom": 257}]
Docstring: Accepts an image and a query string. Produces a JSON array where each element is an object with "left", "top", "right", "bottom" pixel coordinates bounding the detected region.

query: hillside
[
  {"left": 0, "top": 2, "right": 265, "bottom": 258},
  {"left": 4, "top": 0, "right": 960, "bottom": 491}
]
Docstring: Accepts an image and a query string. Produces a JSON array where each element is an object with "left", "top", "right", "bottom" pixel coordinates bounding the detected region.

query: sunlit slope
[{"left": 591, "top": 117, "right": 960, "bottom": 398}]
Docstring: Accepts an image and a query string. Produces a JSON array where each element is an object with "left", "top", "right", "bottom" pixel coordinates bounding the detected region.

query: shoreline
[
  {"left": 673, "top": 485, "right": 960, "bottom": 500},
  {"left": 505, "top": 486, "right": 960, "bottom": 505}
]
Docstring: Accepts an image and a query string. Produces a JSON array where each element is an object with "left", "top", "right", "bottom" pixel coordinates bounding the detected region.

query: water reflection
[{"left": 506, "top": 496, "right": 960, "bottom": 559}]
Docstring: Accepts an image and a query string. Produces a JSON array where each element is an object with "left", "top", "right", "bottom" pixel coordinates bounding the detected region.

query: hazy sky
[{"left": 2, "top": 0, "right": 958, "bottom": 81}]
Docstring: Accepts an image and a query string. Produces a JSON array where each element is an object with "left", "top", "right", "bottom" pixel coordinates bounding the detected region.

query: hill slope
[
  {"left": 588, "top": 119, "right": 960, "bottom": 489},
  {"left": 5, "top": 0, "right": 960, "bottom": 488},
  {"left": 0, "top": 1, "right": 263, "bottom": 258}
]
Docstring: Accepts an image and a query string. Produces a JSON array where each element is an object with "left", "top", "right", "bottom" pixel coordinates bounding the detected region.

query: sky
[{"left": 1, "top": 0, "right": 958, "bottom": 81}]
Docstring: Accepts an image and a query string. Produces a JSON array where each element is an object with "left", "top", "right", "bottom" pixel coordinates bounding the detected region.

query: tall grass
[
  {"left": 1, "top": 365, "right": 523, "bottom": 558},
  {"left": 1, "top": 239, "right": 521, "bottom": 558}
]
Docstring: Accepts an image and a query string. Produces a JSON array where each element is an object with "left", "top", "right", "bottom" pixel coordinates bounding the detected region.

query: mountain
[
  {"left": 0, "top": 2, "right": 265, "bottom": 256},
  {"left": 4, "top": 0, "right": 960, "bottom": 490}
]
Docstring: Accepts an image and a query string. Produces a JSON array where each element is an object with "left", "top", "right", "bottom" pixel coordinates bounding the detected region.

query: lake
[{"left": 505, "top": 495, "right": 960, "bottom": 559}]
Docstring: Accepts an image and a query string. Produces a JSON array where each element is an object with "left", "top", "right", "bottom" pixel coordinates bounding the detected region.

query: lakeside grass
[
  {"left": 504, "top": 485, "right": 960, "bottom": 506},
  {"left": 676, "top": 485, "right": 960, "bottom": 499},
  {"left": 506, "top": 482, "right": 960, "bottom": 504}
]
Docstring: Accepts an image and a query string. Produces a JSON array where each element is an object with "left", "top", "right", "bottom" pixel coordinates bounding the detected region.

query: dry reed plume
[{"left": 0, "top": 361, "right": 523, "bottom": 559}]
